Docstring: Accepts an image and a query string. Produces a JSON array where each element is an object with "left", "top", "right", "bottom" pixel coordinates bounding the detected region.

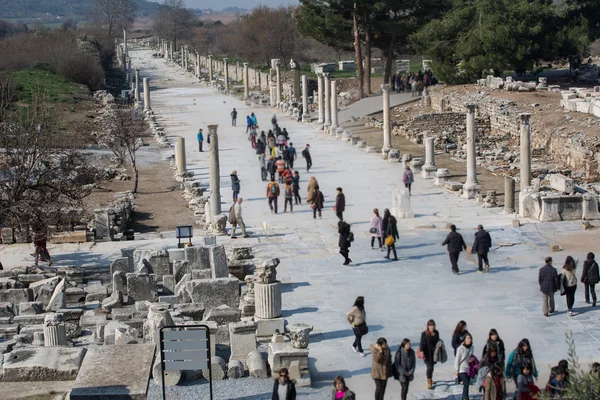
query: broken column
[
  {"left": 330, "top": 80, "right": 339, "bottom": 134},
  {"left": 223, "top": 58, "right": 229, "bottom": 91},
  {"left": 208, "top": 124, "right": 221, "bottom": 216},
  {"left": 381, "top": 84, "right": 392, "bottom": 159},
  {"left": 134, "top": 69, "right": 140, "bottom": 104},
  {"left": 176, "top": 137, "right": 187, "bottom": 177},
  {"left": 208, "top": 55, "right": 213, "bottom": 82},
  {"left": 44, "top": 313, "right": 68, "bottom": 346},
  {"left": 504, "top": 176, "right": 516, "bottom": 213},
  {"left": 143, "top": 77, "right": 150, "bottom": 112},
  {"left": 275, "top": 61, "right": 282, "bottom": 103},
  {"left": 317, "top": 73, "right": 324, "bottom": 124},
  {"left": 323, "top": 73, "right": 331, "bottom": 128},
  {"left": 254, "top": 258, "right": 284, "bottom": 339},
  {"left": 301, "top": 75, "right": 311, "bottom": 122},
  {"left": 519, "top": 113, "right": 532, "bottom": 188},
  {"left": 243, "top": 62, "right": 249, "bottom": 100},
  {"left": 292, "top": 63, "right": 301, "bottom": 100},
  {"left": 420, "top": 137, "right": 437, "bottom": 179},
  {"left": 123, "top": 29, "right": 128, "bottom": 57},
  {"left": 463, "top": 103, "right": 480, "bottom": 199}
]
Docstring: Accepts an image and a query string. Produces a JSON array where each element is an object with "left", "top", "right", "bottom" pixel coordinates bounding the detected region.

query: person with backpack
[
  {"left": 371, "top": 337, "right": 392, "bottom": 400},
  {"left": 246, "top": 115, "right": 253, "bottom": 133},
  {"left": 197, "top": 128, "right": 204, "bottom": 152},
  {"left": 292, "top": 171, "right": 301, "bottom": 205},
  {"left": 275, "top": 157, "right": 286, "bottom": 183},
  {"left": 581, "top": 252, "right": 599, "bottom": 306},
  {"left": 266, "top": 178, "right": 280, "bottom": 214},
  {"left": 455, "top": 332, "right": 474, "bottom": 400},
  {"left": 402, "top": 165, "right": 414, "bottom": 195},
  {"left": 442, "top": 224, "right": 467, "bottom": 275},
  {"left": 231, "top": 108, "right": 237, "bottom": 126},
  {"left": 539, "top": 256, "right": 559, "bottom": 317},
  {"left": 561, "top": 255, "right": 578, "bottom": 316},
  {"left": 506, "top": 339, "right": 538, "bottom": 393},
  {"left": 345, "top": 296, "right": 366, "bottom": 356},
  {"left": 302, "top": 144, "right": 312, "bottom": 172},
  {"left": 334, "top": 188, "right": 345, "bottom": 221},
  {"left": 250, "top": 112, "right": 258, "bottom": 128},
  {"left": 229, "top": 198, "right": 249, "bottom": 239},
  {"left": 473, "top": 224, "right": 492, "bottom": 273},
  {"left": 312, "top": 187, "right": 324, "bottom": 219},
  {"left": 384, "top": 215, "right": 399, "bottom": 261},
  {"left": 230, "top": 170, "right": 240, "bottom": 202},
  {"left": 394, "top": 338, "right": 416, "bottom": 400},
  {"left": 287, "top": 143, "right": 297, "bottom": 169},
  {"left": 283, "top": 182, "right": 293, "bottom": 213},
  {"left": 338, "top": 220, "right": 353, "bottom": 265},
  {"left": 420, "top": 319, "right": 440, "bottom": 390}
]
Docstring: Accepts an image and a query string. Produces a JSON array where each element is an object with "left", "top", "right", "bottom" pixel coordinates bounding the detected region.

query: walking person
[
  {"left": 297, "top": 104, "right": 303, "bottom": 122},
  {"left": 442, "top": 224, "right": 467, "bottom": 275},
  {"left": 420, "top": 319, "right": 440, "bottom": 390},
  {"left": 246, "top": 115, "right": 253, "bottom": 133},
  {"left": 506, "top": 339, "right": 538, "bottom": 394},
  {"left": 394, "top": 338, "right": 416, "bottom": 400},
  {"left": 33, "top": 233, "right": 52, "bottom": 267},
  {"left": 277, "top": 131, "right": 286, "bottom": 152},
  {"left": 455, "top": 332, "right": 474, "bottom": 400},
  {"left": 302, "top": 144, "right": 312, "bottom": 172},
  {"left": 484, "top": 365, "right": 506, "bottom": 400},
  {"left": 473, "top": 224, "right": 492, "bottom": 273},
  {"left": 346, "top": 296, "right": 366, "bottom": 356},
  {"left": 197, "top": 128, "right": 204, "bottom": 152},
  {"left": 306, "top": 176, "right": 318, "bottom": 204},
  {"left": 287, "top": 143, "right": 297, "bottom": 169},
  {"left": 382, "top": 208, "right": 391, "bottom": 247},
  {"left": 283, "top": 182, "right": 293, "bottom": 213},
  {"left": 231, "top": 108, "right": 237, "bottom": 126},
  {"left": 561, "top": 255, "right": 578, "bottom": 316},
  {"left": 332, "top": 376, "right": 356, "bottom": 400},
  {"left": 250, "top": 112, "right": 258, "bottom": 128},
  {"left": 371, "top": 337, "right": 392, "bottom": 400},
  {"left": 292, "top": 171, "right": 301, "bottom": 205},
  {"left": 230, "top": 171, "right": 240, "bottom": 202},
  {"left": 267, "top": 156, "right": 276, "bottom": 182},
  {"left": 384, "top": 215, "right": 399, "bottom": 261},
  {"left": 482, "top": 329, "right": 506, "bottom": 368},
  {"left": 370, "top": 209, "right": 383, "bottom": 250},
  {"left": 271, "top": 114, "right": 277, "bottom": 131},
  {"left": 267, "top": 131, "right": 276, "bottom": 152},
  {"left": 334, "top": 187, "right": 345, "bottom": 221},
  {"left": 539, "top": 256, "right": 559, "bottom": 317},
  {"left": 516, "top": 364, "right": 539, "bottom": 400},
  {"left": 229, "top": 198, "right": 249, "bottom": 239},
  {"left": 581, "top": 252, "right": 599, "bottom": 306},
  {"left": 477, "top": 344, "right": 502, "bottom": 393},
  {"left": 402, "top": 165, "right": 414, "bottom": 195},
  {"left": 276, "top": 157, "right": 286, "bottom": 183},
  {"left": 451, "top": 320, "right": 469, "bottom": 356},
  {"left": 266, "top": 178, "right": 280, "bottom": 214},
  {"left": 271, "top": 367, "right": 296, "bottom": 400},
  {"left": 312, "top": 187, "right": 324, "bottom": 219},
  {"left": 338, "top": 220, "right": 353, "bottom": 265}
]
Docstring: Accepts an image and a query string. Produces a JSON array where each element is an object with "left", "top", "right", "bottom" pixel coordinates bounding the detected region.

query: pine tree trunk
[{"left": 353, "top": 3, "right": 364, "bottom": 99}]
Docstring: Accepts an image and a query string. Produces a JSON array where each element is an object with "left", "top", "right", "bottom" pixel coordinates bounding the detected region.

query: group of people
[
  {"left": 390, "top": 69, "right": 437, "bottom": 96},
  {"left": 441, "top": 224, "right": 492, "bottom": 275}
]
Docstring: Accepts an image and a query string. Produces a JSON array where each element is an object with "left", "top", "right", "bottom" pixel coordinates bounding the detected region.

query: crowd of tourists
[{"left": 390, "top": 69, "right": 437, "bottom": 97}]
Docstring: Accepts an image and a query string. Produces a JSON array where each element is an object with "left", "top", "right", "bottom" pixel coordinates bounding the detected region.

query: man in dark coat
[
  {"left": 334, "top": 187, "right": 345, "bottom": 221},
  {"left": 442, "top": 224, "right": 466, "bottom": 274},
  {"left": 338, "top": 221, "right": 352, "bottom": 266},
  {"left": 539, "top": 256, "right": 559, "bottom": 316},
  {"left": 473, "top": 224, "right": 492, "bottom": 273}
]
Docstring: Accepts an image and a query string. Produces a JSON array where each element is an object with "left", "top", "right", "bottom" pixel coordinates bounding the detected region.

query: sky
[{"left": 184, "top": 0, "right": 299, "bottom": 11}]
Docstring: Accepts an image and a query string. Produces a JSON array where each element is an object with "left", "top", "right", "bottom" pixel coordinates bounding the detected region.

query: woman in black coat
[
  {"left": 272, "top": 368, "right": 296, "bottom": 400},
  {"left": 394, "top": 338, "right": 416, "bottom": 400},
  {"left": 420, "top": 319, "right": 440, "bottom": 390},
  {"left": 581, "top": 252, "right": 599, "bottom": 306},
  {"left": 338, "top": 221, "right": 352, "bottom": 265}
]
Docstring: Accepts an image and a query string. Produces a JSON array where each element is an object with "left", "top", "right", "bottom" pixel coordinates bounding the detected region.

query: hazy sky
[{"left": 184, "top": 0, "right": 299, "bottom": 10}]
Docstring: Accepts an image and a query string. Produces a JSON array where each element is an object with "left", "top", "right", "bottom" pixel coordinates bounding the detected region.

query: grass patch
[{"left": 11, "top": 65, "right": 89, "bottom": 103}]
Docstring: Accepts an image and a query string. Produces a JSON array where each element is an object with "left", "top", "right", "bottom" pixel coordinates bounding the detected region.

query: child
[
  {"left": 545, "top": 367, "right": 567, "bottom": 398},
  {"left": 517, "top": 364, "right": 539, "bottom": 400},
  {"left": 484, "top": 365, "right": 506, "bottom": 400},
  {"left": 283, "top": 182, "right": 293, "bottom": 213}
]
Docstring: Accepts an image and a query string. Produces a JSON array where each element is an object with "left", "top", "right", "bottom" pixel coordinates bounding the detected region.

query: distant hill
[{"left": 0, "top": 0, "right": 161, "bottom": 21}]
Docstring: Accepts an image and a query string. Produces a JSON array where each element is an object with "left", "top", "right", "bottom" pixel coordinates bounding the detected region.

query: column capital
[
  {"left": 381, "top": 84, "right": 391, "bottom": 92},
  {"left": 316, "top": 72, "right": 323, "bottom": 78},
  {"left": 223, "top": 57, "right": 229, "bottom": 62},
  {"left": 322, "top": 72, "right": 330, "bottom": 79},
  {"left": 208, "top": 54, "right": 213, "bottom": 59},
  {"left": 465, "top": 103, "right": 477, "bottom": 113},
  {"left": 207, "top": 124, "right": 219, "bottom": 135},
  {"left": 519, "top": 113, "right": 531, "bottom": 125},
  {"left": 243, "top": 62, "right": 249, "bottom": 67}
]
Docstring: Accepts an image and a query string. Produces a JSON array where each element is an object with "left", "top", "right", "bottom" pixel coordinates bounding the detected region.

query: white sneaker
[
  {"left": 352, "top": 345, "right": 357, "bottom": 353},
  {"left": 359, "top": 352, "right": 365, "bottom": 357}
]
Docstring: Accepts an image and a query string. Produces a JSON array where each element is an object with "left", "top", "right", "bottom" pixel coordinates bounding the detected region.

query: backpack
[
  {"left": 270, "top": 183, "right": 279, "bottom": 196},
  {"left": 301, "top": 148, "right": 307, "bottom": 158}
]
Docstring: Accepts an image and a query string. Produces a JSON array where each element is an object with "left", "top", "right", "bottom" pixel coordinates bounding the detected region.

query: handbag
[
  {"left": 385, "top": 235, "right": 396, "bottom": 247},
  {"left": 369, "top": 227, "right": 377, "bottom": 234},
  {"left": 311, "top": 202, "right": 317, "bottom": 209},
  {"left": 416, "top": 348, "right": 424, "bottom": 359}
]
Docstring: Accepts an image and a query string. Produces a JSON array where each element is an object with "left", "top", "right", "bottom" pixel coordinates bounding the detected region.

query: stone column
[
  {"left": 275, "top": 64, "right": 282, "bottom": 103},
  {"left": 44, "top": 314, "right": 67, "bottom": 346},
  {"left": 195, "top": 51, "right": 200, "bottom": 77},
  {"left": 134, "top": 69, "right": 140, "bottom": 103},
  {"left": 323, "top": 73, "right": 331, "bottom": 127},
  {"left": 421, "top": 137, "right": 437, "bottom": 179},
  {"left": 254, "top": 282, "right": 282, "bottom": 319},
  {"left": 463, "top": 103, "right": 480, "bottom": 199},
  {"left": 317, "top": 73, "right": 324, "bottom": 124},
  {"left": 223, "top": 58, "right": 229, "bottom": 91},
  {"left": 519, "top": 113, "right": 532, "bottom": 188},
  {"left": 176, "top": 137, "right": 187, "bottom": 176},
  {"left": 143, "top": 78, "right": 150, "bottom": 111},
  {"left": 208, "top": 55, "right": 213, "bottom": 82},
  {"left": 293, "top": 69, "right": 300, "bottom": 101},
  {"left": 381, "top": 84, "right": 392, "bottom": 158},
  {"left": 504, "top": 176, "right": 516, "bottom": 213},
  {"left": 301, "top": 75, "right": 311, "bottom": 122},
  {"left": 330, "top": 80, "right": 339, "bottom": 134},
  {"left": 123, "top": 29, "right": 127, "bottom": 56},
  {"left": 208, "top": 125, "right": 221, "bottom": 216},
  {"left": 243, "top": 63, "right": 249, "bottom": 100}
]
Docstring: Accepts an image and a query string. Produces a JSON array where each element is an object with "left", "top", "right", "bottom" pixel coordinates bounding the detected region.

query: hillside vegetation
[{"left": 0, "top": 0, "right": 161, "bottom": 20}]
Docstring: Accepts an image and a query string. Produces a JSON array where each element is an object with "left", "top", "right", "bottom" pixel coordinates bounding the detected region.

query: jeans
[
  {"left": 198, "top": 141, "right": 203, "bottom": 152},
  {"left": 542, "top": 291, "right": 555, "bottom": 315},
  {"left": 424, "top": 359, "right": 435, "bottom": 379},
  {"left": 387, "top": 244, "right": 397, "bottom": 259},
  {"left": 288, "top": 159, "right": 294, "bottom": 169},
  {"left": 477, "top": 252, "right": 489, "bottom": 271},
  {"left": 313, "top": 208, "right": 322, "bottom": 218},
  {"left": 405, "top": 182, "right": 412, "bottom": 195},
  {"left": 284, "top": 198, "right": 293, "bottom": 212},
  {"left": 585, "top": 283, "right": 597, "bottom": 304},
  {"left": 352, "top": 327, "right": 363, "bottom": 352},
  {"left": 401, "top": 381, "right": 409, "bottom": 400},
  {"left": 336, "top": 211, "right": 343, "bottom": 221},
  {"left": 306, "top": 157, "right": 312, "bottom": 171},
  {"left": 459, "top": 372, "right": 470, "bottom": 400},
  {"left": 268, "top": 196, "right": 278, "bottom": 213},
  {"left": 374, "top": 379, "right": 387, "bottom": 400},
  {"left": 371, "top": 237, "right": 382, "bottom": 248},
  {"left": 232, "top": 118, "right": 236, "bottom": 126},
  {"left": 293, "top": 188, "right": 301, "bottom": 204},
  {"left": 565, "top": 286, "right": 576, "bottom": 311},
  {"left": 449, "top": 252, "right": 460, "bottom": 272},
  {"left": 233, "top": 191, "right": 239, "bottom": 201}
]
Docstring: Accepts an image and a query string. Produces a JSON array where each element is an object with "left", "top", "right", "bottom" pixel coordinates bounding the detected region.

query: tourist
[
  {"left": 451, "top": 320, "right": 469, "bottom": 356},
  {"left": 271, "top": 367, "right": 296, "bottom": 400},
  {"left": 231, "top": 108, "right": 237, "bottom": 126},
  {"left": 581, "top": 252, "right": 599, "bottom": 306},
  {"left": 411, "top": 80, "right": 417, "bottom": 97},
  {"left": 370, "top": 208, "right": 383, "bottom": 250},
  {"left": 506, "top": 338, "right": 538, "bottom": 390},
  {"left": 331, "top": 376, "right": 356, "bottom": 400},
  {"left": 384, "top": 214, "right": 399, "bottom": 261},
  {"left": 267, "top": 131, "right": 276, "bottom": 152},
  {"left": 312, "top": 187, "right": 324, "bottom": 219},
  {"left": 394, "top": 338, "right": 416, "bottom": 400},
  {"left": 250, "top": 112, "right": 258, "bottom": 128},
  {"left": 334, "top": 187, "right": 345, "bottom": 221},
  {"left": 548, "top": 360, "right": 569, "bottom": 388},
  {"left": 267, "top": 156, "right": 276, "bottom": 182},
  {"left": 338, "top": 220, "right": 353, "bottom": 266},
  {"left": 271, "top": 143, "right": 281, "bottom": 159},
  {"left": 249, "top": 126, "right": 257, "bottom": 149},
  {"left": 592, "top": 362, "right": 600, "bottom": 377},
  {"left": 382, "top": 209, "right": 391, "bottom": 246},
  {"left": 266, "top": 178, "right": 280, "bottom": 214},
  {"left": 34, "top": 233, "right": 52, "bottom": 267},
  {"left": 246, "top": 115, "right": 253, "bottom": 133},
  {"left": 282, "top": 166, "right": 293, "bottom": 185},
  {"left": 260, "top": 130, "right": 267, "bottom": 146},
  {"left": 282, "top": 128, "right": 289, "bottom": 140},
  {"left": 420, "top": 319, "right": 440, "bottom": 390},
  {"left": 276, "top": 157, "right": 286, "bottom": 183},
  {"left": 297, "top": 104, "right": 303, "bottom": 122},
  {"left": 477, "top": 344, "right": 501, "bottom": 393},
  {"left": 302, "top": 144, "right": 312, "bottom": 172},
  {"left": 282, "top": 145, "right": 291, "bottom": 169},
  {"left": 539, "top": 256, "right": 559, "bottom": 317},
  {"left": 197, "top": 128, "right": 204, "bottom": 152},
  {"left": 516, "top": 363, "right": 539, "bottom": 400},
  {"left": 473, "top": 224, "right": 492, "bottom": 273},
  {"left": 229, "top": 198, "right": 249, "bottom": 239},
  {"left": 545, "top": 367, "right": 567, "bottom": 397},
  {"left": 292, "top": 171, "right": 301, "bottom": 205},
  {"left": 230, "top": 170, "right": 240, "bottom": 202},
  {"left": 283, "top": 182, "right": 293, "bottom": 213},
  {"left": 454, "top": 332, "right": 474, "bottom": 400},
  {"left": 402, "top": 165, "right": 414, "bottom": 195},
  {"left": 481, "top": 329, "right": 506, "bottom": 368},
  {"left": 345, "top": 296, "right": 366, "bottom": 356},
  {"left": 287, "top": 142, "right": 297, "bottom": 169},
  {"left": 271, "top": 114, "right": 278, "bottom": 130},
  {"left": 371, "top": 337, "right": 392, "bottom": 400},
  {"left": 307, "top": 176, "right": 318, "bottom": 204},
  {"left": 442, "top": 224, "right": 467, "bottom": 275},
  {"left": 277, "top": 131, "right": 286, "bottom": 151},
  {"left": 561, "top": 256, "right": 578, "bottom": 316},
  {"left": 484, "top": 365, "right": 506, "bottom": 400}
]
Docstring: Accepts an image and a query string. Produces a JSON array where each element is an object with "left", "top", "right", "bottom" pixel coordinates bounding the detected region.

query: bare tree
[
  {"left": 89, "top": 0, "right": 136, "bottom": 39},
  {"left": 153, "top": 0, "right": 195, "bottom": 49}
]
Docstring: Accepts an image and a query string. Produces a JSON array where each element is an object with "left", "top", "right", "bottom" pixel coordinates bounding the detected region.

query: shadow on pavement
[
  {"left": 281, "top": 306, "right": 319, "bottom": 317},
  {"left": 281, "top": 281, "right": 311, "bottom": 292}
]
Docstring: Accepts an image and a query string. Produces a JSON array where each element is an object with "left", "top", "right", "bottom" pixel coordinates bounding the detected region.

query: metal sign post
[{"left": 159, "top": 324, "right": 213, "bottom": 400}]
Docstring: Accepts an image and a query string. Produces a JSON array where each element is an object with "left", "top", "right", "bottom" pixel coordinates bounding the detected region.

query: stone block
[
  {"left": 162, "top": 274, "right": 175, "bottom": 295},
  {"left": 185, "top": 246, "right": 209, "bottom": 270},
  {"left": 126, "top": 273, "right": 157, "bottom": 302},
  {"left": 2, "top": 347, "right": 87, "bottom": 381},
  {"left": 229, "top": 321, "right": 257, "bottom": 364},
  {"left": 13, "top": 314, "right": 46, "bottom": 325},
  {"left": 66, "top": 286, "right": 85, "bottom": 303},
  {"left": 110, "top": 257, "right": 132, "bottom": 277},
  {"left": 227, "top": 259, "right": 255, "bottom": 280},
  {"left": 175, "top": 273, "right": 191, "bottom": 303},
  {"left": 103, "top": 320, "right": 131, "bottom": 345},
  {"left": 175, "top": 303, "right": 205, "bottom": 320},
  {"left": 158, "top": 295, "right": 179, "bottom": 305},
  {"left": 70, "top": 344, "right": 155, "bottom": 400},
  {"left": 582, "top": 194, "right": 600, "bottom": 220},
  {"left": 209, "top": 245, "right": 228, "bottom": 278},
  {"left": 115, "top": 326, "right": 139, "bottom": 345},
  {"left": 85, "top": 284, "right": 108, "bottom": 303},
  {"left": 112, "top": 306, "right": 135, "bottom": 321},
  {"left": 173, "top": 260, "right": 190, "bottom": 283},
  {"left": 268, "top": 342, "right": 310, "bottom": 386},
  {"left": 255, "top": 316, "right": 285, "bottom": 338},
  {"left": 227, "top": 359, "right": 244, "bottom": 379},
  {"left": 192, "top": 269, "right": 211, "bottom": 280},
  {"left": 208, "top": 356, "right": 227, "bottom": 380},
  {"left": 18, "top": 301, "right": 43, "bottom": 315},
  {"left": 184, "top": 278, "right": 240, "bottom": 312},
  {"left": 206, "top": 304, "right": 241, "bottom": 325},
  {"left": 202, "top": 235, "right": 217, "bottom": 246},
  {"left": 445, "top": 181, "right": 463, "bottom": 191},
  {"left": 80, "top": 309, "right": 107, "bottom": 328},
  {"left": 247, "top": 350, "right": 268, "bottom": 378},
  {"left": 29, "top": 276, "right": 60, "bottom": 298},
  {"left": 147, "top": 251, "right": 171, "bottom": 278},
  {"left": 230, "top": 246, "right": 252, "bottom": 260},
  {"left": 549, "top": 173, "right": 574, "bottom": 193},
  {"left": 168, "top": 248, "right": 186, "bottom": 264},
  {"left": 0, "top": 277, "right": 22, "bottom": 289},
  {"left": 0, "top": 289, "right": 32, "bottom": 304}
]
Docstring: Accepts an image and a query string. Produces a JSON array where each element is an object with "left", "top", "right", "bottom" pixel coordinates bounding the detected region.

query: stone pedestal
[
  {"left": 254, "top": 282, "right": 281, "bottom": 319},
  {"left": 420, "top": 137, "right": 437, "bottom": 179},
  {"left": 434, "top": 168, "right": 450, "bottom": 186},
  {"left": 268, "top": 343, "right": 311, "bottom": 387},
  {"left": 463, "top": 103, "right": 480, "bottom": 199},
  {"left": 381, "top": 84, "right": 392, "bottom": 158},
  {"left": 175, "top": 137, "right": 187, "bottom": 176},
  {"left": 330, "top": 80, "right": 338, "bottom": 133},
  {"left": 504, "top": 177, "right": 516, "bottom": 213},
  {"left": 289, "top": 324, "right": 313, "bottom": 349},
  {"left": 582, "top": 194, "right": 600, "bottom": 220},
  {"left": 143, "top": 78, "right": 150, "bottom": 111},
  {"left": 208, "top": 125, "right": 221, "bottom": 216},
  {"left": 519, "top": 113, "right": 532, "bottom": 188},
  {"left": 134, "top": 69, "right": 140, "bottom": 103},
  {"left": 392, "top": 187, "right": 415, "bottom": 219},
  {"left": 229, "top": 321, "right": 257, "bottom": 365},
  {"left": 323, "top": 73, "right": 331, "bottom": 127},
  {"left": 44, "top": 313, "right": 68, "bottom": 346},
  {"left": 301, "top": 75, "right": 311, "bottom": 122}
]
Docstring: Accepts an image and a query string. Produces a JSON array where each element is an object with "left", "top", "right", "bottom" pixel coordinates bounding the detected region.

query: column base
[
  {"left": 420, "top": 165, "right": 437, "bottom": 179},
  {"left": 462, "top": 182, "right": 481, "bottom": 199},
  {"left": 317, "top": 118, "right": 324, "bottom": 124},
  {"left": 302, "top": 114, "right": 311, "bottom": 123},
  {"left": 329, "top": 124, "right": 338, "bottom": 135}
]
